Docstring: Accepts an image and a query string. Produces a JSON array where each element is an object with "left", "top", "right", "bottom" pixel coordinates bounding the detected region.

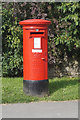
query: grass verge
[{"left": 2, "top": 77, "right": 79, "bottom": 103}]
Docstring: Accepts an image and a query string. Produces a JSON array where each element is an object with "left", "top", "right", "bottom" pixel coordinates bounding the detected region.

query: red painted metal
[
  {"left": 19, "top": 19, "right": 51, "bottom": 81},
  {"left": 19, "top": 19, "right": 51, "bottom": 25}
]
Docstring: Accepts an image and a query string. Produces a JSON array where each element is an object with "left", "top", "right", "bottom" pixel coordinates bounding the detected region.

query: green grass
[{"left": 2, "top": 77, "right": 80, "bottom": 103}]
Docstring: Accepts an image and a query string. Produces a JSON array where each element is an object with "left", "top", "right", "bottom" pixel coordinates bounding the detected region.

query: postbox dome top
[{"left": 19, "top": 19, "right": 51, "bottom": 26}]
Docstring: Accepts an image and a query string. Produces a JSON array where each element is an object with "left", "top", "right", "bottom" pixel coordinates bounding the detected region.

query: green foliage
[
  {"left": 2, "top": 3, "right": 23, "bottom": 76},
  {"left": 48, "top": 2, "right": 80, "bottom": 63},
  {"left": 54, "top": 33, "right": 79, "bottom": 51},
  {"left": 57, "top": 2, "right": 80, "bottom": 47},
  {"left": 2, "top": 2, "right": 80, "bottom": 76}
]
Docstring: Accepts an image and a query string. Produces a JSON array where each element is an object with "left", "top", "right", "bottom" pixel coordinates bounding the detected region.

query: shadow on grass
[{"left": 49, "top": 78, "right": 79, "bottom": 95}]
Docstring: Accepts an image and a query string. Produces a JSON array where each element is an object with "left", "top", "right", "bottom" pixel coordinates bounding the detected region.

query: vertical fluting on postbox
[{"left": 19, "top": 19, "right": 51, "bottom": 96}]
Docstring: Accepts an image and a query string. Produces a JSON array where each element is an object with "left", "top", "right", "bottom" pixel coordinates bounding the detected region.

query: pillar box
[{"left": 19, "top": 19, "right": 51, "bottom": 96}]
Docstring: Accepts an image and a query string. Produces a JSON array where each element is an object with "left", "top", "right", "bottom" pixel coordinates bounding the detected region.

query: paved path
[{"left": 2, "top": 101, "right": 78, "bottom": 118}]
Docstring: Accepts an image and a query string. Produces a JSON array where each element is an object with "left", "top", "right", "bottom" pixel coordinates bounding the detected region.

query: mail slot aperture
[
  {"left": 30, "top": 32, "right": 44, "bottom": 34},
  {"left": 30, "top": 32, "right": 44, "bottom": 37}
]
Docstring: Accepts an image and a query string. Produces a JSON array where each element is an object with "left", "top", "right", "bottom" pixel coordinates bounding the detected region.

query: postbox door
[{"left": 29, "top": 35, "right": 47, "bottom": 80}]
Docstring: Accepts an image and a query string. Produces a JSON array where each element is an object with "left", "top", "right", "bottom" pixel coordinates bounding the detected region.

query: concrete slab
[{"left": 2, "top": 101, "right": 78, "bottom": 118}]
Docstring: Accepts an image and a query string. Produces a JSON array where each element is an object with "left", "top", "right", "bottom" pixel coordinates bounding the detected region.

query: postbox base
[{"left": 23, "top": 80, "right": 49, "bottom": 97}]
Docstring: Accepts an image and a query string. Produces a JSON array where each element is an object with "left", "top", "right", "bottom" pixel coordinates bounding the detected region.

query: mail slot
[
  {"left": 30, "top": 32, "right": 44, "bottom": 37},
  {"left": 19, "top": 19, "right": 51, "bottom": 96},
  {"left": 30, "top": 32, "right": 44, "bottom": 34}
]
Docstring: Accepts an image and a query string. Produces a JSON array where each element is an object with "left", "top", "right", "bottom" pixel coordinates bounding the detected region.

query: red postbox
[{"left": 19, "top": 19, "right": 51, "bottom": 96}]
